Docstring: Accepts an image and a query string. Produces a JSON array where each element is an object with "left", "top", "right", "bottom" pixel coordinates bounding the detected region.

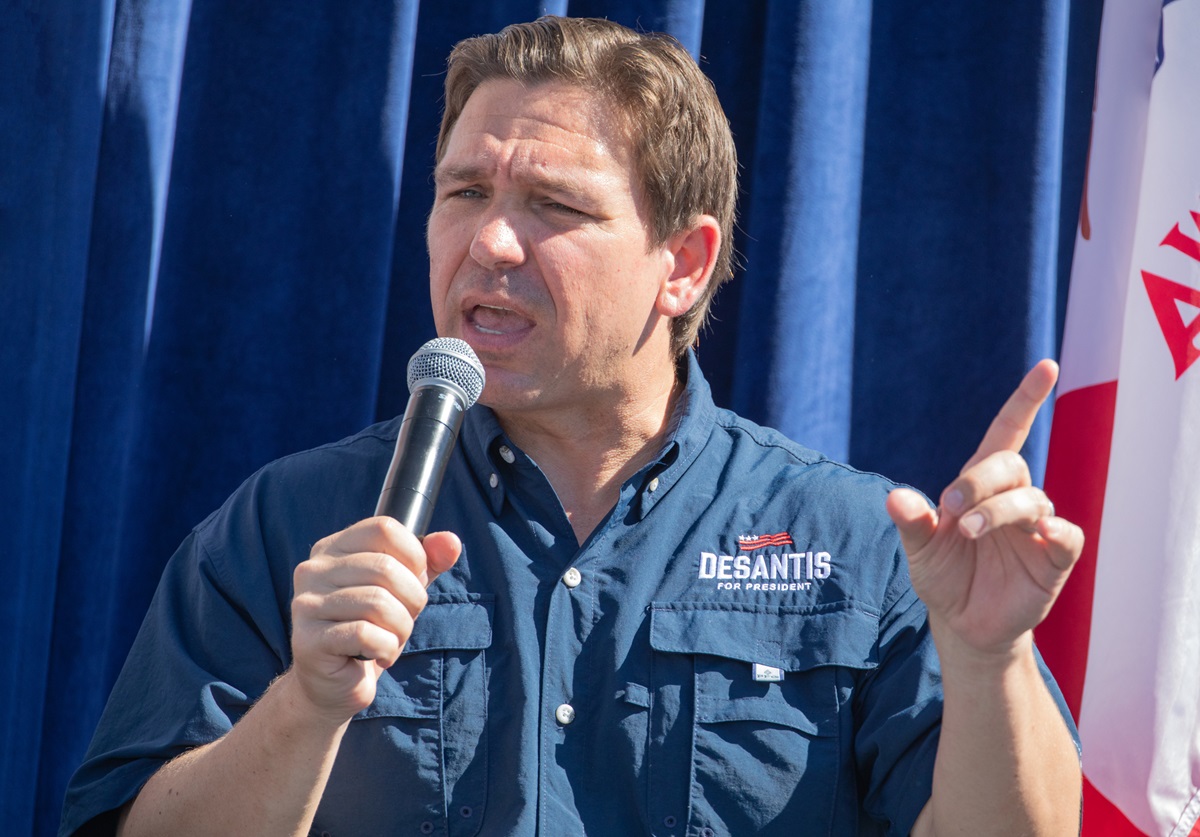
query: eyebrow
[
  {"left": 433, "top": 162, "right": 597, "bottom": 206},
  {"left": 432, "top": 162, "right": 487, "bottom": 187}
]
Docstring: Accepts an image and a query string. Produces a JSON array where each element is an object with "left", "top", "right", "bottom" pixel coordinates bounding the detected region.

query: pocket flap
[
  {"left": 697, "top": 692, "right": 823, "bottom": 735},
  {"left": 402, "top": 597, "right": 494, "bottom": 654},
  {"left": 360, "top": 598, "right": 493, "bottom": 720},
  {"left": 649, "top": 602, "right": 878, "bottom": 672}
]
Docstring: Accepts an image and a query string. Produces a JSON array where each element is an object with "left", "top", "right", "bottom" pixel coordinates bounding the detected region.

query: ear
[{"left": 656, "top": 215, "right": 721, "bottom": 318}]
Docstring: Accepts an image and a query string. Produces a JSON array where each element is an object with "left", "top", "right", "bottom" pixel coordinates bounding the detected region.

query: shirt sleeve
[
  {"left": 58, "top": 430, "right": 390, "bottom": 836},
  {"left": 853, "top": 572, "right": 943, "bottom": 835},
  {"left": 58, "top": 493, "right": 294, "bottom": 835},
  {"left": 851, "top": 546, "right": 1082, "bottom": 836}
]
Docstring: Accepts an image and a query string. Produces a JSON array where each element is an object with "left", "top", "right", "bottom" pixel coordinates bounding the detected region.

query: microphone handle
[{"left": 375, "top": 385, "right": 466, "bottom": 537}]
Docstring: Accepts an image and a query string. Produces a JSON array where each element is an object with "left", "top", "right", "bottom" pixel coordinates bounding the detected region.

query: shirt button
[
  {"left": 562, "top": 567, "right": 582, "bottom": 588},
  {"left": 498, "top": 444, "right": 515, "bottom": 463},
  {"left": 488, "top": 473, "right": 499, "bottom": 488},
  {"left": 555, "top": 703, "right": 576, "bottom": 725},
  {"left": 648, "top": 476, "right": 660, "bottom": 492}
]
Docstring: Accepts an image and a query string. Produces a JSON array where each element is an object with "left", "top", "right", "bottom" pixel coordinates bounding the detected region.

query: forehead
[{"left": 438, "top": 79, "right": 635, "bottom": 177}]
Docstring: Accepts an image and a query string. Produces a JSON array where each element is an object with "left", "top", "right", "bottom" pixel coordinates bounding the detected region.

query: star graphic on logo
[{"left": 736, "top": 531, "right": 793, "bottom": 551}]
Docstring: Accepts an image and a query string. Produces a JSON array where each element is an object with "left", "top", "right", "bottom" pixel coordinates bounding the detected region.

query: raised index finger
[{"left": 961, "top": 359, "right": 1059, "bottom": 474}]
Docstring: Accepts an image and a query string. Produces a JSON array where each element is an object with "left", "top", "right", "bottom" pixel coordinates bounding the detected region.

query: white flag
[{"left": 1039, "top": 1, "right": 1200, "bottom": 834}]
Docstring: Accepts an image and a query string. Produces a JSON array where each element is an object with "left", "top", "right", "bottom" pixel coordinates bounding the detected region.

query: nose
[{"left": 469, "top": 208, "right": 526, "bottom": 270}]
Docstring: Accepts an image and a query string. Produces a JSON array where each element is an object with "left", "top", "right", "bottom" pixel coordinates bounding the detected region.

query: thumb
[
  {"left": 885, "top": 487, "right": 939, "bottom": 556},
  {"left": 421, "top": 530, "right": 462, "bottom": 588}
]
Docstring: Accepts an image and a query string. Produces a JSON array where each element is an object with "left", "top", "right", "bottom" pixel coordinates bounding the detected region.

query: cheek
[
  {"left": 426, "top": 260, "right": 462, "bottom": 336},
  {"left": 426, "top": 256, "right": 450, "bottom": 305},
  {"left": 535, "top": 236, "right": 661, "bottom": 330},
  {"left": 427, "top": 206, "right": 474, "bottom": 258},
  {"left": 427, "top": 220, "right": 470, "bottom": 290}
]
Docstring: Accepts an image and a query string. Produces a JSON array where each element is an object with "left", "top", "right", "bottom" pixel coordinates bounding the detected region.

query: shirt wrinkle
[{"left": 59, "top": 349, "right": 1079, "bottom": 837}]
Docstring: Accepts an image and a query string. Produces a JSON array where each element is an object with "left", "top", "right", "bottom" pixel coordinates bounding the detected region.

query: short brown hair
[{"left": 437, "top": 16, "right": 738, "bottom": 358}]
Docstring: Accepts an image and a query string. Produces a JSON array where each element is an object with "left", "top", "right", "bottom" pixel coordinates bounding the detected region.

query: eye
[
  {"left": 544, "top": 201, "right": 589, "bottom": 218},
  {"left": 434, "top": 184, "right": 485, "bottom": 203}
]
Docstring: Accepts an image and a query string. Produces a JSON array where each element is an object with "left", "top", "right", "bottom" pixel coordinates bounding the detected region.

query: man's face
[{"left": 427, "top": 79, "right": 679, "bottom": 417}]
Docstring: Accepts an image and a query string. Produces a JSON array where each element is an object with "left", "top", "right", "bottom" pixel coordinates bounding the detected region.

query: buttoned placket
[
  {"left": 538, "top": 516, "right": 598, "bottom": 833},
  {"left": 538, "top": 466, "right": 681, "bottom": 833},
  {"left": 482, "top": 434, "right": 593, "bottom": 832},
  {"left": 465, "top": 395, "right": 703, "bottom": 834}
]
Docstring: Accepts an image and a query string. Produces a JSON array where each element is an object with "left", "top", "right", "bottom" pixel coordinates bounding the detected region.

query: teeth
[
  {"left": 471, "top": 303, "right": 530, "bottom": 336},
  {"left": 476, "top": 305, "right": 509, "bottom": 334}
]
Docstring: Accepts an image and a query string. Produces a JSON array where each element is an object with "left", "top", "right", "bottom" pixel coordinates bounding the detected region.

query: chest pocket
[
  {"left": 313, "top": 597, "right": 493, "bottom": 837},
  {"left": 641, "top": 602, "right": 879, "bottom": 837}
]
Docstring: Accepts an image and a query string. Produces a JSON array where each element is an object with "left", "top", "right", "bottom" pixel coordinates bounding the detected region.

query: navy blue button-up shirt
[{"left": 62, "top": 353, "right": 1076, "bottom": 836}]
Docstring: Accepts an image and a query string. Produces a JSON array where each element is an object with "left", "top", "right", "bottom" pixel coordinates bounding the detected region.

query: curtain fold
[
  {"left": 1, "top": 2, "right": 116, "bottom": 828},
  {"left": 730, "top": 0, "right": 873, "bottom": 462},
  {"left": 851, "top": 1, "right": 1079, "bottom": 494},
  {"left": 0, "top": 1, "right": 1101, "bottom": 832}
]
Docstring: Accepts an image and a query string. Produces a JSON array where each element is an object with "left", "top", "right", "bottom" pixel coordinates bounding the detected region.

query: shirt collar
[
  {"left": 459, "top": 402, "right": 510, "bottom": 517},
  {"left": 633, "top": 349, "right": 717, "bottom": 519}
]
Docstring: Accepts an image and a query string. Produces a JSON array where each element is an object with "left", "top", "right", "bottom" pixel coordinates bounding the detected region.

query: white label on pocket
[{"left": 752, "top": 663, "right": 784, "bottom": 682}]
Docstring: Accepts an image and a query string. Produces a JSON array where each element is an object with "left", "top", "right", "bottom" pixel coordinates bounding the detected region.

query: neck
[{"left": 497, "top": 364, "right": 683, "bottom": 545}]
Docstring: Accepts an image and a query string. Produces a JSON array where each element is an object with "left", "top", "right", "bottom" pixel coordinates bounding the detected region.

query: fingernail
[
  {"left": 961, "top": 512, "right": 986, "bottom": 538},
  {"left": 944, "top": 489, "right": 965, "bottom": 515}
]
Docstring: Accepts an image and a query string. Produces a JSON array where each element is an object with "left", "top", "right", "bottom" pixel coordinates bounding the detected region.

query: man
[{"left": 62, "top": 16, "right": 1082, "bottom": 836}]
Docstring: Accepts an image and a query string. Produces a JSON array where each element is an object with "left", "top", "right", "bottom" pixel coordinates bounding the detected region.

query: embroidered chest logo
[{"left": 697, "top": 531, "right": 831, "bottom": 593}]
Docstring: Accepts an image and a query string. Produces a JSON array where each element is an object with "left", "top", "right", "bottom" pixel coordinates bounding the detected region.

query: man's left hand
[{"left": 885, "top": 359, "right": 1085, "bottom": 657}]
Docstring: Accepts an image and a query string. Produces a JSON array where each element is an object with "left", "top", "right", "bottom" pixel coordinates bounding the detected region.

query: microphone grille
[{"left": 407, "top": 337, "right": 486, "bottom": 407}]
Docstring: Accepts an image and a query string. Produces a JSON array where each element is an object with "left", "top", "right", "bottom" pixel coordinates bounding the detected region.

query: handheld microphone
[{"left": 375, "top": 337, "right": 485, "bottom": 536}]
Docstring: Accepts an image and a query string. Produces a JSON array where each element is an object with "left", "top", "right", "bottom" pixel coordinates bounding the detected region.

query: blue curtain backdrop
[{"left": 1, "top": 0, "right": 1102, "bottom": 832}]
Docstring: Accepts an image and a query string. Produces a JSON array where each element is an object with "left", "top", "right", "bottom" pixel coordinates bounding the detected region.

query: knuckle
[
  {"left": 394, "top": 607, "right": 416, "bottom": 642},
  {"left": 409, "top": 584, "right": 429, "bottom": 614},
  {"left": 363, "top": 585, "right": 394, "bottom": 619},
  {"left": 375, "top": 515, "right": 410, "bottom": 546},
  {"left": 954, "top": 471, "right": 984, "bottom": 503},
  {"left": 378, "top": 552, "right": 423, "bottom": 594},
  {"left": 291, "top": 590, "right": 322, "bottom": 616},
  {"left": 293, "top": 558, "right": 316, "bottom": 585},
  {"left": 367, "top": 550, "right": 397, "bottom": 577},
  {"left": 349, "top": 619, "right": 379, "bottom": 647},
  {"left": 1000, "top": 449, "right": 1029, "bottom": 478},
  {"left": 295, "top": 552, "right": 335, "bottom": 587},
  {"left": 308, "top": 534, "right": 333, "bottom": 558}
]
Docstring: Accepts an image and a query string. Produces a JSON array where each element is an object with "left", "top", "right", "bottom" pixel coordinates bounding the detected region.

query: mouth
[{"left": 467, "top": 304, "right": 535, "bottom": 337}]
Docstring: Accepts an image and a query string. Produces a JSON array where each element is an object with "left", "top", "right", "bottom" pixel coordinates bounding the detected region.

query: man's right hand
[
  {"left": 117, "top": 521, "right": 461, "bottom": 837},
  {"left": 289, "top": 517, "right": 462, "bottom": 724}
]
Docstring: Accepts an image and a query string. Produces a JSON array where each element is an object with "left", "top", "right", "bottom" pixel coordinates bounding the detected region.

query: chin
[{"left": 476, "top": 375, "right": 526, "bottom": 406}]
